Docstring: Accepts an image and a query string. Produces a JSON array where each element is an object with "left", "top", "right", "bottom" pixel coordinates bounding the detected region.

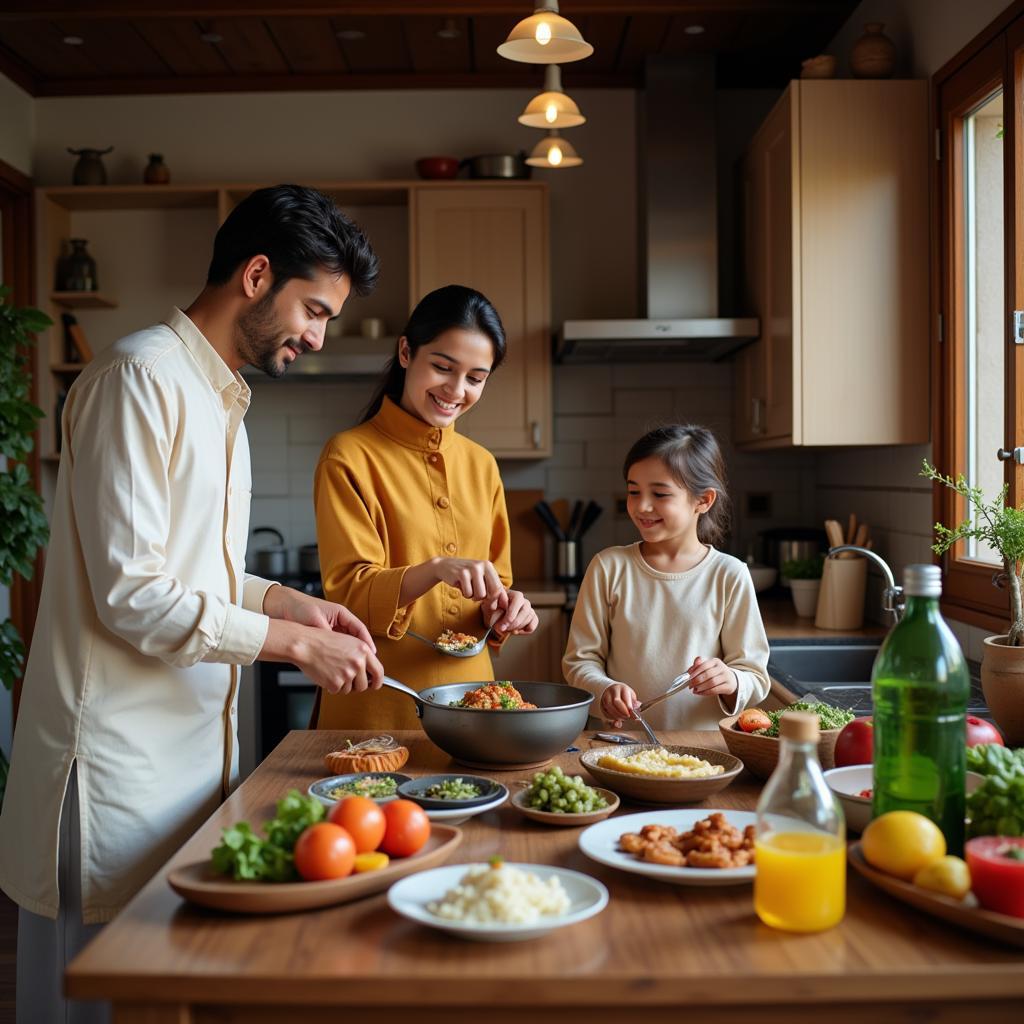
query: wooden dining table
[{"left": 66, "top": 729, "right": 1024, "bottom": 1023}]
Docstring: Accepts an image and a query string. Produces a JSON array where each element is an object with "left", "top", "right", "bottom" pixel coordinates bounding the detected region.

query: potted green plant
[
  {"left": 782, "top": 555, "right": 824, "bottom": 618},
  {"left": 0, "top": 287, "right": 51, "bottom": 807},
  {"left": 921, "top": 459, "right": 1024, "bottom": 743}
]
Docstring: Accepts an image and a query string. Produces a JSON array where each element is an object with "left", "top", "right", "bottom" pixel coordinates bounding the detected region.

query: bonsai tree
[
  {"left": 921, "top": 459, "right": 1024, "bottom": 646},
  {"left": 0, "top": 287, "right": 51, "bottom": 804}
]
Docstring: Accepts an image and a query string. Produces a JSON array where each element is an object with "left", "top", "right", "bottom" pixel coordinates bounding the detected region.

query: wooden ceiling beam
[{"left": 0, "top": 1, "right": 854, "bottom": 20}]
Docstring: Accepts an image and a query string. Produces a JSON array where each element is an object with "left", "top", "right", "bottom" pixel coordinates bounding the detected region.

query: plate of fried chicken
[{"left": 578, "top": 809, "right": 757, "bottom": 886}]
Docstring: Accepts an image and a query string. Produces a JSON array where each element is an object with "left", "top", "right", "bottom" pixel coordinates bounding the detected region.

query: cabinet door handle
[
  {"left": 751, "top": 398, "right": 763, "bottom": 435},
  {"left": 531, "top": 421, "right": 542, "bottom": 448}
]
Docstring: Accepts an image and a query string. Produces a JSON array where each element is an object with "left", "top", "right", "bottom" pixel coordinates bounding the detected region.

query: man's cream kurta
[{"left": 0, "top": 309, "right": 274, "bottom": 924}]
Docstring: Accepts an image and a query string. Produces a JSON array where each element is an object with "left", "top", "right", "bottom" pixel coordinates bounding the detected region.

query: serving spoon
[
  {"left": 628, "top": 672, "right": 693, "bottom": 746},
  {"left": 405, "top": 626, "right": 494, "bottom": 658}
]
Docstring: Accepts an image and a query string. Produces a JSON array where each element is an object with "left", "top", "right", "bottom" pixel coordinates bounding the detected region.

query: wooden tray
[
  {"left": 168, "top": 825, "right": 461, "bottom": 914},
  {"left": 848, "top": 842, "right": 1024, "bottom": 949}
]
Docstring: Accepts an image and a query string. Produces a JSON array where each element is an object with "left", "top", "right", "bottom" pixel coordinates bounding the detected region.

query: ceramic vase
[
  {"left": 850, "top": 23, "right": 896, "bottom": 79},
  {"left": 67, "top": 146, "right": 113, "bottom": 186},
  {"left": 981, "top": 636, "right": 1024, "bottom": 745},
  {"left": 61, "top": 239, "right": 98, "bottom": 292},
  {"left": 144, "top": 154, "right": 170, "bottom": 185}
]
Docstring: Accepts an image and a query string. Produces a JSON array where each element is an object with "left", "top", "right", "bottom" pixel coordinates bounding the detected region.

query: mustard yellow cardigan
[{"left": 313, "top": 398, "right": 513, "bottom": 730}]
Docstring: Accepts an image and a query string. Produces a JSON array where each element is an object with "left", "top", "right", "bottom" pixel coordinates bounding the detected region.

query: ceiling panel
[
  {"left": 573, "top": 14, "right": 629, "bottom": 74},
  {"left": 266, "top": 17, "right": 347, "bottom": 75},
  {"left": 617, "top": 15, "right": 672, "bottom": 74},
  {"left": 0, "top": 19, "right": 98, "bottom": 78},
  {"left": 206, "top": 17, "right": 289, "bottom": 76},
  {"left": 329, "top": 16, "right": 409, "bottom": 73},
  {"left": 53, "top": 18, "right": 170, "bottom": 77},
  {"left": 405, "top": 15, "right": 471, "bottom": 73},
  {"left": 132, "top": 18, "right": 230, "bottom": 77}
]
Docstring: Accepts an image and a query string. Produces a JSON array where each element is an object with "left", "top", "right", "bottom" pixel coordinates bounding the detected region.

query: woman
[{"left": 313, "top": 284, "right": 538, "bottom": 729}]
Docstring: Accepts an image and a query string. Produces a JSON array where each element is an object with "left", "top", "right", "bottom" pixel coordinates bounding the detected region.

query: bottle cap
[
  {"left": 903, "top": 563, "right": 942, "bottom": 597},
  {"left": 780, "top": 710, "right": 819, "bottom": 744}
]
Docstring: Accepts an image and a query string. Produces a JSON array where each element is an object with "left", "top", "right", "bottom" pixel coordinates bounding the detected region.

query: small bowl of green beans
[{"left": 511, "top": 766, "right": 620, "bottom": 827}]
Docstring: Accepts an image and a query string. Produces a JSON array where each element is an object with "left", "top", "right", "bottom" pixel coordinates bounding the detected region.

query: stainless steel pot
[
  {"left": 460, "top": 152, "right": 531, "bottom": 179},
  {"left": 299, "top": 543, "right": 320, "bottom": 577},
  {"left": 250, "top": 526, "right": 288, "bottom": 577},
  {"left": 382, "top": 678, "right": 593, "bottom": 767}
]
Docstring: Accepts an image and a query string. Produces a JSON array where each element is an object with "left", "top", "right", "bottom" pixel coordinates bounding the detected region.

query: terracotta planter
[
  {"left": 790, "top": 578, "right": 821, "bottom": 618},
  {"left": 981, "top": 636, "right": 1024, "bottom": 745}
]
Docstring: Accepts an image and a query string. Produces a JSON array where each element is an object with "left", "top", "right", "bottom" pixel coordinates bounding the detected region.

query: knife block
[{"left": 815, "top": 555, "right": 868, "bottom": 630}]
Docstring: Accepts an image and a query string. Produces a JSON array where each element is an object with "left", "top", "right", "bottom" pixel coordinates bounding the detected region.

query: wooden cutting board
[{"left": 505, "top": 488, "right": 546, "bottom": 581}]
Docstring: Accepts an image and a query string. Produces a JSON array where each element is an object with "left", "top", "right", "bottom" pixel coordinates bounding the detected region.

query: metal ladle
[
  {"left": 628, "top": 672, "right": 692, "bottom": 746},
  {"left": 405, "top": 626, "right": 495, "bottom": 658}
]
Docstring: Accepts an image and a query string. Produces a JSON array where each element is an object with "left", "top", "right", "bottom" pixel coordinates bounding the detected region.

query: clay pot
[
  {"left": 981, "top": 636, "right": 1024, "bottom": 745},
  {"left": 67, "top": 147, "right": 113, "bottom": 186},
  {"left": 144, "top": 153, "right": 170, "bottom": 185},
  {"left": 850, "top": 22, "right": 896, "bottom": 79},
  {"left": 415, "top": 156, "right": 460, "bottom": 180},
  {"left": 801, "top": 55, "right": 837, "bottom": 80}
]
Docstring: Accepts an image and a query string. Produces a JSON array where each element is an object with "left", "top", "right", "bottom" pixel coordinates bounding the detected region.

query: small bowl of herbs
[
  {"left": 308, "top": 772, "right": 412, "bottom": 806},
  {"left": 397, "top": 773, "right": 504, "bottom": 811}
]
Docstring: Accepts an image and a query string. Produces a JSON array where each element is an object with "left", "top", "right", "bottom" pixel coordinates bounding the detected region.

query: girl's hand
[
  {"left": 601, "top": 683, "right": 640, "bottom": 728},
  {"left": 483, "top": 589, "right": 538, "bottom": 637},
  {"left": 434, "top": 558, "right": 505, "bottom": 602},
  {"left": 686, "top": 655, "right": 737, "bottom": 697}
]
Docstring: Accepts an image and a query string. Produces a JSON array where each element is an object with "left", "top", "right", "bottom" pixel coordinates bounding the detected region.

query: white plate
[
  {"left": 422, "top": 785, "right": 508, "bottom": 825},
  {"left": 578, "top": 808, "right": 757, "bottom": 886},
  {"left": 387, "top": 862, "right": 608, "bottom": 941}
]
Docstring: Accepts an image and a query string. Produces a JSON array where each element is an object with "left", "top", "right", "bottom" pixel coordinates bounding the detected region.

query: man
[{"left": 0, "top": 184, "right": 385, "bottom": 1023}]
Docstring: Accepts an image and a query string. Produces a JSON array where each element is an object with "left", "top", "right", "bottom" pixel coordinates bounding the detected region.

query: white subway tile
[
  {"left": 552, "top": 365, "right": 613, "bottom": 415},
  {"left": 555, "top": 416, "right": 614, "bottom": 442},
  {"left": 251, "top": 472, "right": 289, "bottom": 497},
  {"left": 613, "top": 389, "right": 675, "bottom": 418}
]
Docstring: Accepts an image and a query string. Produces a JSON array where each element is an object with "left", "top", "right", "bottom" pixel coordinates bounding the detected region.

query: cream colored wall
[
  {"left": 34, "top": 88, "right": 637, "bottom": 326},
  {"left": 0, "top": 70, "right": 33, "bottom": 176},
  {"left": 817, "top": 0, "right": 1014, "bottom": 643}
]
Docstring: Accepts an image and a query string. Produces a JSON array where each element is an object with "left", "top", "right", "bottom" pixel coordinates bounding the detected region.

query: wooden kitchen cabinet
[
  {"left": 411, "top": 184, "right": 551, "bottom": 457},
  {"left": 736, "top": 80, "right": 929, "bottom": 448}
]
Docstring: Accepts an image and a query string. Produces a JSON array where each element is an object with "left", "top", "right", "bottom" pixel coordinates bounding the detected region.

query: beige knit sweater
[{"left": 562, "top": 543, "right": 771, "bottom": 732}]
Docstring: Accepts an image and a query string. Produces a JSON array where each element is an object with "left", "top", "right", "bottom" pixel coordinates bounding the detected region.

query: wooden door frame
[{"left": 0, "top": 157, "right": 38, "bottom": 724}]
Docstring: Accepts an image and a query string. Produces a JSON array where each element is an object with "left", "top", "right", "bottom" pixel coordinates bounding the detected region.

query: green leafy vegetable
[
  {"left": 210, "top": 789, "right": 325, "bottom": 882},
  {"left": 966, "top": 744, "right": 1024, "bottom": 838},
  {"left": 754, "top": 701, "right": 854, "bottom": 738}
]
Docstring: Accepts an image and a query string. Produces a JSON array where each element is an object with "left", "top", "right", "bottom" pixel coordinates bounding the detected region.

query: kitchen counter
[
  {"left": 67, "top": 730, "right": 1023, "bottom": 1022},
  {"left": 759, "top": 596, "right": 888, "bottom": 640}
]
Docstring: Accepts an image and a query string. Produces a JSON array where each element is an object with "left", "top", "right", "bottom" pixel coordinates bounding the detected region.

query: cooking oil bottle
[
  {"left": 871, "top": 564, "right": 970, "bottom": 854},
  {"left": 755, "top": 711, "right": 846, "bottom": 932}
]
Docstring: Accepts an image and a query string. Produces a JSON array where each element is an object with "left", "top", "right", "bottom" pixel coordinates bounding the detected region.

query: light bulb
[
  {"left": 548, "top": 145, "right": 563, "bottom": 166},
  {"left": 535, "top": 21, "right": 552, "bottom": 45},
  {"left": 545, "top": 102, "right": 558, "bottom": 123}
]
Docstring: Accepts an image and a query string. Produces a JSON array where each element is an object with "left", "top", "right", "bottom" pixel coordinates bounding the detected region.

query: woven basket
[{"left": 718, "top": 714, "right": 842, "bottom": 780}]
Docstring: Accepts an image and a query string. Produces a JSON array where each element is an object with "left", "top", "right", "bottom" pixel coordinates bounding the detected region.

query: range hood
[{"left": 557, "top": 56, "right": 759, "bottom": 363}]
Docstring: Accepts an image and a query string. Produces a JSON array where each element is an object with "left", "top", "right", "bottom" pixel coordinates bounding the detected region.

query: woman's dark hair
[
  {"left": 206, "top": 184, "right": 379, "bottom": 297},
  {"left": 361, "top": 284, "right": 506, "bottom": 422},
  {"left": 622, "top": 424, "right": 731, "bottom": 546}
]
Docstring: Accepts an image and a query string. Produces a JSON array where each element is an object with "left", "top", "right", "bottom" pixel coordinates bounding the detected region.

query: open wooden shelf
[{"left": 51, "top": 291, "right": 118, "bottom": 309}]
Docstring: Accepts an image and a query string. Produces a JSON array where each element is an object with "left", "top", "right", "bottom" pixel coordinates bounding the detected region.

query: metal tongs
[{"left": 629, "top": 672, "right": 692, "bottom": 746}]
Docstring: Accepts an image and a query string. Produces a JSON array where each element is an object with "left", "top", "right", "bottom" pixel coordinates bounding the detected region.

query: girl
[
  {"left": 562, "top": 424, "right": 770, "bottom": 732},
  {"left": 313, "top": 284, "right": 538, "bottom": 730}
]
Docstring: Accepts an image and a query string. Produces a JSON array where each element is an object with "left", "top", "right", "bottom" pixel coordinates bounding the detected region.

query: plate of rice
[{"left": 387, "top": 859, "right": 608, "bottom": 941}]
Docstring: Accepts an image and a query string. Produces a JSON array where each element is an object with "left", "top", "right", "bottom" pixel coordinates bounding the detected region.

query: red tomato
[
  {"left": 328, "top": 796, "right": 386, "bottom": 853},
  {"left": 379, "top": 799, "right": 431, "bottom": 858},
  {"left": 833, "top": 717, "right": 874, "bottom": 767},
  {"left": 737, "top": 708, "right": 772, "bottom": 733},
  {"left": 965, "top": 837, "right": 1024, "bottom": 917},
  {"left": 965, "top": 716, "right": 1003, "bottom": 747},
  {"left": 293, "top": 823, "right": 355, "bottom": 881}
]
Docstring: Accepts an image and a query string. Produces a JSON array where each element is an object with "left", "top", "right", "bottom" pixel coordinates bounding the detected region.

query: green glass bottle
[{"left": 872, "top": 564, "right": 970, "bottom": 854}]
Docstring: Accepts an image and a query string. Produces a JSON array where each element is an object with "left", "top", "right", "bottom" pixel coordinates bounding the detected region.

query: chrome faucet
[{"left": 827, "top": 546, "right": 905, "bottom": 625}]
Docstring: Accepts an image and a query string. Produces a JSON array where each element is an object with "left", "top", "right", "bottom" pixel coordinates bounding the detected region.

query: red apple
[
  {"left": 965, "top": 715, "right": 1003, "bottom": 747},
  {"left": 833, "top": 717, "right": 874, "bottom": 767}
]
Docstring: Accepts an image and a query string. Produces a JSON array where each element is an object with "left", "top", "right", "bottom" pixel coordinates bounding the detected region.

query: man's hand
[
  {"left": 264, "top": 585, "right": 375, "bottom": 652},
  {"left": 292, "top": 630, "right": 385, "bottom": 696}
]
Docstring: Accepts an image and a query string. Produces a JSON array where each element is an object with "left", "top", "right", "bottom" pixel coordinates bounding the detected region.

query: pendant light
[
  {"left": 497, "top": 1, "right": 593, "bottom": 64},
  {"left": 526, "top": 129, "right": 582, "bottom": 168},
  {"left": 518, "top": 65, "right": 585, "bottom": 129}
]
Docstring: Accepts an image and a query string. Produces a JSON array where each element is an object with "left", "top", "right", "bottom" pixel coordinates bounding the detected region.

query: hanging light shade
[
  {"left": 518, "top": 65, "right": 585, "bottom": 129},
  {"left": 497, "top": 1, "right": 593, "bottom": 64},
  {"left": 526, "top": 130, "right": 583, "bottom": 168}
]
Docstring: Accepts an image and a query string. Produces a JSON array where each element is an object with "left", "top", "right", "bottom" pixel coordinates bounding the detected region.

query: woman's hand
[
  {"left": 482, "top": 589, "right": 538, "bottom": 638},
  {"left": 601, "top": 682, "right": 640, "bottom": 728},
  {"left": 434, "top": 558, "right": 506, "bottom": 602},
  {"left": 686, "top": 655, "right": 738, "bottom": 697}
]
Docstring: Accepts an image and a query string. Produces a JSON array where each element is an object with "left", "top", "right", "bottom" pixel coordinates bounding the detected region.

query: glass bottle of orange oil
[{"left": 754, "top": 710, "right": 846, "bottom": 932}]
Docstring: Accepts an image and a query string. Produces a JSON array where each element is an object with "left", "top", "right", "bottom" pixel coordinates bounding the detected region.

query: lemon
[
  {"left": 913, "top": 855, "right": 971, "bottom": 899},
  {"left": 353, "top": 852, "right": 390, "bottom": 873},
  {"left": 862, "top": 811, "right": 946, "bottom": 880}
]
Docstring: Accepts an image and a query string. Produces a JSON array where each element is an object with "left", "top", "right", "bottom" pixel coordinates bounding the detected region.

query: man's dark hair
[{"left": 206, "top": 184, "right": 379, "bottom": 297}]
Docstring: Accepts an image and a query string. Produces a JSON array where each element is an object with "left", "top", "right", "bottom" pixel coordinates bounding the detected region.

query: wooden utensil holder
[{"left": 815, "top": 555, "right": 868, "bottom": 630}]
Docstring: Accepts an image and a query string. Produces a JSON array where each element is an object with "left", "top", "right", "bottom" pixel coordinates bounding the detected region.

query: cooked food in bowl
[
  {"left": 597, "top": 747, "right": 724, "bottom": 779},
  {"left": 619, "top": 813, "right": 755, "bottom": 869},
  {"left": 326, "top": 775, "right": 400, "bottom": 801},
  {"left": 422, "top": 778, "right": 482, "bottom": 801},
  {"left": 435, "top": 629, "right": 479, "bottom": 653},
  {"left": 449, "top": 681, "right": 537, "bottom": 710},
  {"left": 427, "top": 859, "right": 569, "bottom": 923}
]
